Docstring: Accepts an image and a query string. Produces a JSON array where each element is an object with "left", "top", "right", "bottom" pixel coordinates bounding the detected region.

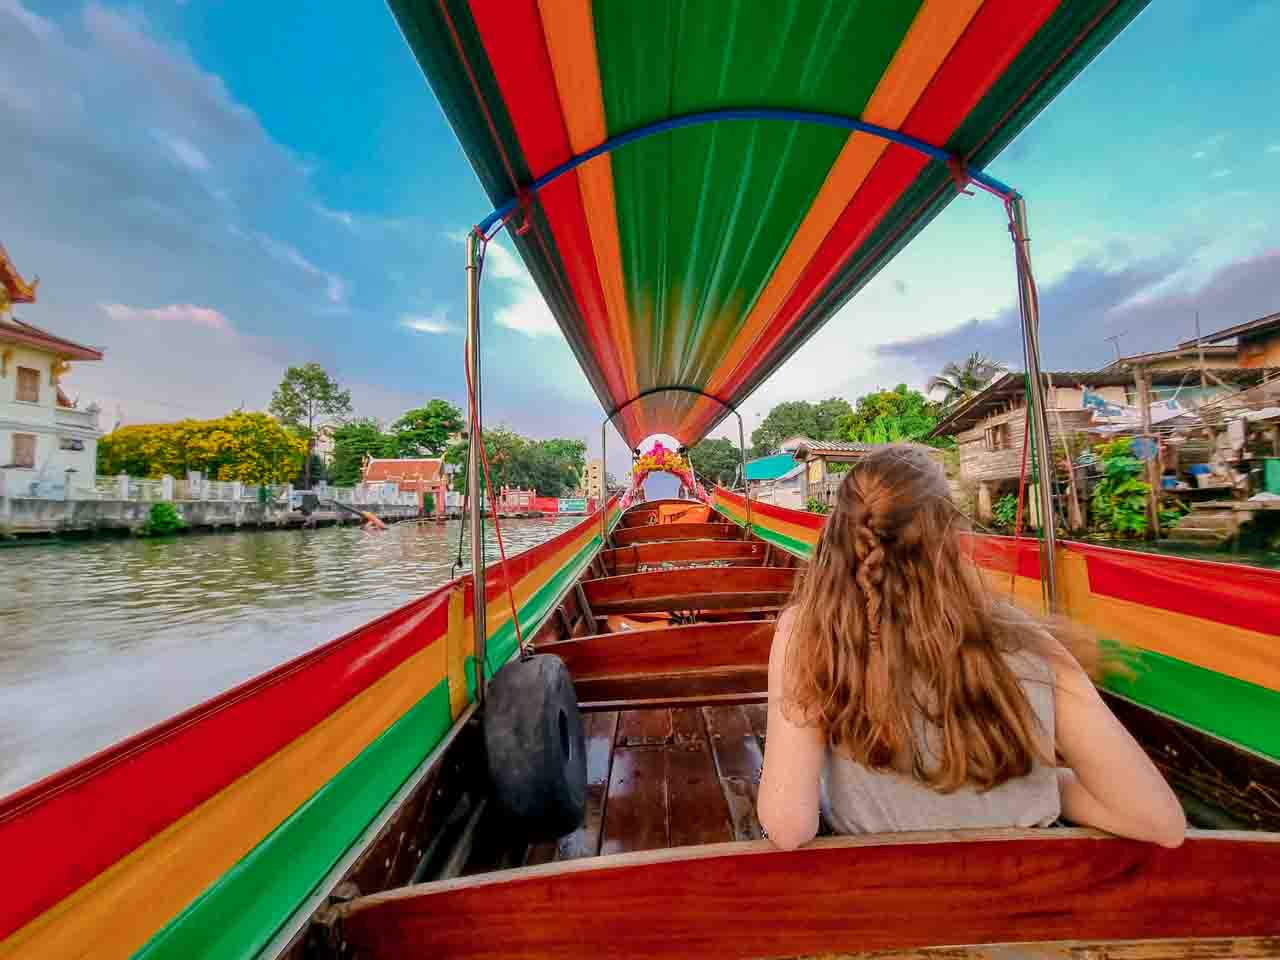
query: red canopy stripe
[
  {"left": 466, "top": 0, "right": 635, "bottom": 434},
  {"left": 696, "top": 0, "right": 1062, "bottom": 429}
]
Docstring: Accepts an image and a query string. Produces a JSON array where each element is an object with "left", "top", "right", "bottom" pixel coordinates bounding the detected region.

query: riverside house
[{"left": 0, "top": 245, "right": 103, "bottom": 500}]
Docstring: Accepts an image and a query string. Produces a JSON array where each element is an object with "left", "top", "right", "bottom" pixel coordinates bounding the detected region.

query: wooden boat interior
[{"left": 290, "top": 497, "right": 1280, "bottom": 959}]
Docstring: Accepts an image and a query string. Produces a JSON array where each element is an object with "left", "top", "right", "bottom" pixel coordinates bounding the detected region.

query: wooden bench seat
[{"left": 580, "top": 567, "right": 794, "bottom": 616}]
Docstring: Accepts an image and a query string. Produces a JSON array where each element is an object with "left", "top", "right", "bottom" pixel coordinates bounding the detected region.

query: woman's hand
[
  {"left": 1042, "top": 634, "right": 1186, "bottom": 848},
  {"left": 757, "top": 608, "right": 826, "bottom": 850}
]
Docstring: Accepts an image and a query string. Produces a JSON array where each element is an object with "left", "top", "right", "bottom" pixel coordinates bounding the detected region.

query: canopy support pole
[
  {"left": 600, "top": 419, "right": 608, "bottom": 547},
  {"left": 737, "top": 410, "right": 752, "bottom": 534},
  {"left": 465, "top": 230, "right": 487, "bottom": 704},
  {"left": 1008, "top": 196, "right": 1058, "bottom": 612}
]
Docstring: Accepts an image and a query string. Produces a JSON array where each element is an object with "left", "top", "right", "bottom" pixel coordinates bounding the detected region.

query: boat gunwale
[{"left": 337, "top": 827, "right": 1278, "bottom": 904}]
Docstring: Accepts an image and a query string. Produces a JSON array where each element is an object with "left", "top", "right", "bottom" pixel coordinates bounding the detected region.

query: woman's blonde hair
[{"left": 785, "top": 444, "right": 1097, "bottom": 793}]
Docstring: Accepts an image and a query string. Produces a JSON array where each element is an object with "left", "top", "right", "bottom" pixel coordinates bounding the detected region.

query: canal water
[{"left": 0, "top": 517, "right": 581, "bottom": 797}]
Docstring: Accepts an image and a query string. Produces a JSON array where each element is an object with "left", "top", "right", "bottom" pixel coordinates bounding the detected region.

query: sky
[{"left": 2, "top": 1, "right": 1277, "bottom": 479}]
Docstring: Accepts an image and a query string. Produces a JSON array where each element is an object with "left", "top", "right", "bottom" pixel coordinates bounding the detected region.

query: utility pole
[
  {"left": 1134, "top": 363, "right": 1161, "bottom": 539},
  {"left": 1104, "top": 332, "right": 1127, "bottom": 365},
  {"left": 1194, "top": 311, "right": 1207, "bottom": 392}
]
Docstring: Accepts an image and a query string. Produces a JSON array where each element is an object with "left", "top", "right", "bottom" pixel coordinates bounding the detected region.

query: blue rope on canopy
[{"left": 476, "top": 107, "right": 1017, "bottom": 234}]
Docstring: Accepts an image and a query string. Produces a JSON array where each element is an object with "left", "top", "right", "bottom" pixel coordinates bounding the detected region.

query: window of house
[
  {"left": 60, "top": 437, "right": 85, "bottom": 451},
  {"left": 983, "top": 423, "right": 1011, "bottom": 452},
  {"left": 12, "top": 433, "right": 36, "bottom": 467},
  {"left": 16, "top": 366, "right": 40, "bottom": 403}
]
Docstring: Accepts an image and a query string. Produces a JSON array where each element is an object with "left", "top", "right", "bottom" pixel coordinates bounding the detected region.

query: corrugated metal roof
[
  {"left": 791, "top": 439, "right": 875, "bottom": 454},
  {"left": 1181, "top": 310, "right": 1280, "bottom": 346},
  {"left": 744, "top": 453, "right": 798, "bottom": 481},
  {"left": 930, "top": 369, "right": 1280, "bottom": 437}
]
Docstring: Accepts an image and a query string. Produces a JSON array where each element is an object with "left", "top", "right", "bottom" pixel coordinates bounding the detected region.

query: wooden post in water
[{"left": 1134, "top": 363, "right": 1161, "bottom": 540}]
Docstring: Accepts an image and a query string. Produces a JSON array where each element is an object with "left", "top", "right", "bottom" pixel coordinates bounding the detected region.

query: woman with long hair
[{"left": 757, "top": 444, "right": 1184, "bottom": 849}]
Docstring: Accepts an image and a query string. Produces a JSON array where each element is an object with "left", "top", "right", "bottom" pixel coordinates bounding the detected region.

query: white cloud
[
  {"left": 448, "top": 234, "right": 561, "bottom": 338},
  {"left": 314, "top": 204, "right": 355, "bottom": 228},
  {"left": 400, "top": 311, "right": 456, "bottom": 335},
  {"left": 254, "top": 232, "right": 346, "bottom": 304},
  {"left": 1267, "top": 144, "right": 1280, "bottom": 154},
  {"left": 1209, "top": 168, "right": 1232, "bottom": 179},
  {"left": 153, "top": 130, "right": 209, "bottom": 172},
  {"left": 100, "top": 302, "right": 230, "bottom": 331},
  {"left": 1191, "top": 150, "right": 1206, "bottom": 159}
]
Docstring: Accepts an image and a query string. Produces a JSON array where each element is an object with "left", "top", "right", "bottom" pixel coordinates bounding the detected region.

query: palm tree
[{"left": 927, "top": 352, "right": 1007, "bottom": 407}]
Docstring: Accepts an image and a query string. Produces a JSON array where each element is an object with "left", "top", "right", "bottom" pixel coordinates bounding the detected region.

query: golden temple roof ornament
[{"left": 0, "top": 243, "right": 39, "bottom": 314}]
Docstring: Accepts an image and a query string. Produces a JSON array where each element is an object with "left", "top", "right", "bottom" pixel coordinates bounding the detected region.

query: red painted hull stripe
[
  {"left": 0, "top": 587, "right": 451, "bottom": 942},
  {"left": 716, "top": 486, "right": 825, "bottom": 532},
  {"left": 1067, "top": 542, "right": 1280, "bottom": 637}
]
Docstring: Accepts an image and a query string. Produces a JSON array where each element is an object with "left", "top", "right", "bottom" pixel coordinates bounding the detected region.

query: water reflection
[{"left": 0, "top": 517, "right": 580, "bottom": 795}]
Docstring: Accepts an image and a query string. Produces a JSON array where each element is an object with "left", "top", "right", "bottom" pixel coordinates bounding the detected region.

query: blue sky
[{"left": 2, "top": 1, "right": 1277, "bottom": 475}]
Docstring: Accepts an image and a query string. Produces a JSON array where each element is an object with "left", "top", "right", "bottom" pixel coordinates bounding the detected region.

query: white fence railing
[{"left": 3, "top": 471, "right": 419, "bottom": 508}]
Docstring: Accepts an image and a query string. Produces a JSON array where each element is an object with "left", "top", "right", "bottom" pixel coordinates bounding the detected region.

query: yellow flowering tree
[{"left": 97, "top": 413, "right": 306, "bottom": 483}]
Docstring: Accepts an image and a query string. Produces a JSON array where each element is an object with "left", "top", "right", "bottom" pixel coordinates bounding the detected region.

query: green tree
[
  {"left": 330, "top": 418, "right": 395, "bottom": 485},
  {"left": 837, "top": 384, "right": 949, "bottom": 448},
  {"left": 443, "top": 430, "right": 586, "bottom": 497},
  {"left": 269, "top": 363, "right": 352, "bottom": 488},
  {"left": 538, "top": 438, "right": 587, "bottom": 477},
  {"left": 388, "top": 399, "right": 464, "bottom": 457},
  {"left": 813, "top": 397, "right": 854, "bottom": 441},
  {"left": 688, "top": 438, "right": 741, "bottom": 486},
  {"left": 750, "top": 397, "right": 851, "bottom": 455},
  {"left": 926, "top": 352, "right": 1006, "bottom": 408}
]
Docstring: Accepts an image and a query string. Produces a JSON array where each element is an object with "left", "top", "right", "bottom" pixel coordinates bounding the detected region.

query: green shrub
[
  {"left": 805, "top": 497, "right": 830, "bottom": 515},
  {"left": 1090, "top": 439, "right": 1150, "bottom": 537},
  {"left": 991, "top": 493, "right": 1018, "bottom": 530},
  {"left": 142, "top": 502, "right": 187, "bottom": 537},
  {"left": 1158, "top": 497, "right": 1189, "bottom": 531}
]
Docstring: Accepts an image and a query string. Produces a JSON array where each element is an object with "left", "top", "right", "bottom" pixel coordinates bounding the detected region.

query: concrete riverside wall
[{"left": 0, "top": 497, "right": 419, "bottom": 536}]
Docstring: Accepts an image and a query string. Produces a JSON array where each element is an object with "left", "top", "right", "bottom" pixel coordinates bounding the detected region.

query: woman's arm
[
  {"left": 757, "top": 608, "right": 827, "bottom": 850},
  {"left": 1043, "top": 635, "right": 1185, "bottom": 847}
]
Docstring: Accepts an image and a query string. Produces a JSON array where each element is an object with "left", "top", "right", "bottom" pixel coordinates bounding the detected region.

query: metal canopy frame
[
  {"left": 602, "top": 386, "right": 753, "bottom": 542},
  {"left": 475, "top": 107, "right": 1014, "bottom": 235},
  {"left": 462, "top": 111, "right": 1060, "bottom": 682}
]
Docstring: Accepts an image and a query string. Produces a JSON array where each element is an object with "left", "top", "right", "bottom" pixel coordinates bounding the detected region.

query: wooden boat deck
[
  {"left": 524, "top": 704, "right": 769, "bottom": 867},
  {"left": 293, "top": 497, "right": 1280, "bottom": 960}
]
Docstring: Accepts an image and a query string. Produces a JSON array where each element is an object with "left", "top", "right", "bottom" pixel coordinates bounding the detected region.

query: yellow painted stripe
[
  {"left": 718, "top": 496, "right": 819, "bottom": 548},
  {"left": 484, "top": 528, "right": 594, "bottom": 635},
  {"left": 979, "top": 553, "right": 1279, "bottom": 692},
  {"left": 1, "top": 638, "right": 448, "bottom": 960},
  {"left": 538, "top": 0, "right": 640, "bottom": 409},
  {"left": 446, "top": 586, "right": 469, "bottom": 719},
  {"left": 1076, "top": 594, "right": 1280, "bottom": 693},
  {"left": 687, "top": 0, "right": 985, "bottom": 435}
]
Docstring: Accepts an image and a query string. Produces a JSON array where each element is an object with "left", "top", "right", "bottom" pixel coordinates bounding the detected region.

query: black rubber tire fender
[{"left": 482, "top": 654, "right": 587, "bottom": 840}]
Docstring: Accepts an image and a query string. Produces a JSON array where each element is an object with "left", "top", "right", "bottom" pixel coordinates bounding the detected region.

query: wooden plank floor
[{"left": 525, "top": 704, "right": 768, "bottom": 867}]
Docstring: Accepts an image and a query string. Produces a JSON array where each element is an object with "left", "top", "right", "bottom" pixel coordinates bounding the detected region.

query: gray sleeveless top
[{"left": 821, "top": 648, "right": 1060, "bottom": 834}]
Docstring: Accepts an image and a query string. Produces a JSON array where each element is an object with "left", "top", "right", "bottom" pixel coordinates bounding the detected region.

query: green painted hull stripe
[
  {"left": 716, "top": 499, "right": 814, "bottom": 559},
  {"left": 139, "top": 509, "right": 617, "bottom": 959},
  {"left": 135, "top": 681, "right": 452, "bottom": 960},
  {"left": 718, "top": 498, "right": 1279, "bottom": 763},
  {"left": 1102, "top": 644, "right": 1280, "bottom": 763},
  {"left": 471, "top": 532, "right": 604, "bottom": 688}
]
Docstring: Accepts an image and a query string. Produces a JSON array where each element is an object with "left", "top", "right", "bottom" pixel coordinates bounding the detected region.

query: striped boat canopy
[{"left": 392, "top": 0, "right": 1147, "bottom": 446}]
